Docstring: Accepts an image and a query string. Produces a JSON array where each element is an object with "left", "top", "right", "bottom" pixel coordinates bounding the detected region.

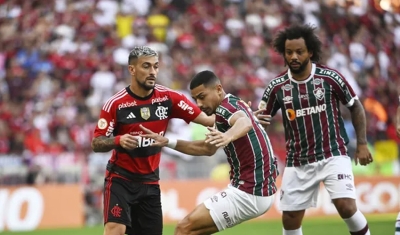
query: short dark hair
[
  {"left": 190, "top": 70, "right": 220, "bottom": 90},
  {"left": 128, "top": 46, "right": 158, "bottom": 65},
  {"left": 272, "top": 24, "right": 322, "bottom": 62}
]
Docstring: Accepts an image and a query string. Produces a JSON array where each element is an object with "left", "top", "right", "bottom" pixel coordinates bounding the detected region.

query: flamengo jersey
[
  {"left": 216, "top": 94, "right": 278, "bottom": 196},
  {"left": 258, "top": 63, "right": 357, "bottom": 167},
  {"left": 94, "top": 84, "right": 201, "bottom": 181}
]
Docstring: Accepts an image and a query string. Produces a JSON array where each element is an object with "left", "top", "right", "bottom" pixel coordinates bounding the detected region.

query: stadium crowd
[{"left": 0, "top": 0, "right": 399, "bottom": 185}]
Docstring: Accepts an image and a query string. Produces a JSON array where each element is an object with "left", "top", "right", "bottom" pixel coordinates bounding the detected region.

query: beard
[
  {"left": 287, "top": 58, "right": 310, "bottom": 74},
  {"left": 137, "top": 78, "right": 156, "bottom": 91}
]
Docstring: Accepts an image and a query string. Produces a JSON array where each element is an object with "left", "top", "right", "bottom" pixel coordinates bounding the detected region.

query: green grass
[{"left": 1, "top": 214, "right": 396, "bottom": 235}]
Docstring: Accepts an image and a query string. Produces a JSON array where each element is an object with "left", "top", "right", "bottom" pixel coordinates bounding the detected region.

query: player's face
[
  {"left": 191, "top": 84, "right": 222, "bottom": 116},
  {"left": 129, "top": 56, "right": 159, "bottom": 90},
  {"left": 284, "top": 38, "right": 312, "bottom": 74}
]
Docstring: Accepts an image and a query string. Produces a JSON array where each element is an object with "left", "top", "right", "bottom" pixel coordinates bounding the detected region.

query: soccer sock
[
  {"left": 283, "top": 227, "right": 303, "bottom": 235},
  {"left": 343, "top": 210, "right": 370, "bottom": 235},
  {"left": 395, "top": 212, "right": 400, "bottom": 235}
]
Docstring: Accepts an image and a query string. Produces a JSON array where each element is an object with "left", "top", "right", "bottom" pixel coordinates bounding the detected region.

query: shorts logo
[
  {"left": 111, "top": 204, "right": 122, "bottom": 217},
  {"left": 337, "top": 174, "right": 352, "bottom": 180},
  {"left": 222, "top": 211, "right": 234, "bottom": 228},
  {"left": 346, "top": 183, "right": 354, "bottom": 191},
  {"left": 140, "top": 107, "right": 151, "bottom": 120},
  {"left": 97, "top": 118, "right": 107, "bottom": 129},
  {"left": 221, "top": 191, "right": 227, "bottom": 198},
  {"left": 280, "top": 190, "right": 284, "bottom": 201},
  {"left": 211, "top": 196, "right": 218, "bottom": 202}
]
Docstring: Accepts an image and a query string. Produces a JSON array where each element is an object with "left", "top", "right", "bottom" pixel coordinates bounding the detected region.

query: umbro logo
[{"left": 127, "top": 112, "right": 136, "bottom": 119}]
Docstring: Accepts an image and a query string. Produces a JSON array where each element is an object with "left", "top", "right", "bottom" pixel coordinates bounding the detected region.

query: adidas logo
[{"left": 127, "top": 112, "right": 136, "bottom": 119}]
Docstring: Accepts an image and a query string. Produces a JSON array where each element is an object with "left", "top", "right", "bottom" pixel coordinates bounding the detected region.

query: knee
[
  {"left": 282, "top": 211, "right": 305, "bottom": 230},
  {"left": 104, "top": 222, "right": 125, "bottom": 235},
  {"left": 333, "top": 198, "right": 357, "bottom": 218},
  {"left": 175, "top": 216, "right": 194, "bottom": 235}
]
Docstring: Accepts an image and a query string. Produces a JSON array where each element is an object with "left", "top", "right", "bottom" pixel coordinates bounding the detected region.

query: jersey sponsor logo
[
  {"left": 312, "top": 78, "right": 322, "bottom": 85},
  {"left": 118, "top": 101, "right": 137, "bottom": 110},
  {"left": 177, "top": 100, "right": 195, "bottom": 115},
  {"left": 155, "top": 106, "right": 169, "bottom": 120},
  {"left": 216, "top": 107, "right": 226, "bottom": 116},
  {"left": 140, "top": 107, "right": 151, "bottom": 120},
  {"left": 151, "top": 95, "right": 169, "bottom": 104},
  {"left": 282, "top": 84, "right": 293, "bottom": 91},
  {"left": 319, "top": 69, "right": 346, "bottom": 88},
  {"left": 97, "top": 118, "right": 107, "bottom": 129},
  {"left": 106, "top": 120, "right": 115, "bottom": 137},
  {"left": 299, "top": 94, "right": 308, "bottom": 100},
  {"left": 135, "top": 131, "right": 164, "bottom": 148},
  {"left": 285, "top": 104, "right": 327, "bottom": 121},
  {"left": 313, "top": 87, "right": 325, "bottom": 100},
  {"left": 283, "top": 96, "right": 293, "bottom": 104}
]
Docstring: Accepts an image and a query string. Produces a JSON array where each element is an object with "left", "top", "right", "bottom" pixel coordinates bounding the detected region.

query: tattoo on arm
[
  {"left": 91, "top": 136, "right": 117, "bottom": 152},
  {"left": 349, "top": 100, "right": 367, "bottom": 145}
]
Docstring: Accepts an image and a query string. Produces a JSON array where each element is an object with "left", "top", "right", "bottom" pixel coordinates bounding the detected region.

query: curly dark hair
[{"left": 272, "top": 24, "right": 322, "bottom": 62}]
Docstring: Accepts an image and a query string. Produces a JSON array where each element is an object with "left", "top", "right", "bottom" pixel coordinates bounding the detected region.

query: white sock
[
  {"left": 395, "top": 212, "right": 400, "bottom": 235},
  {"left": 283, "top": 227, "right": 303, "bottom": 235},
  {"left": 343, "top": 210, "right": 370, "bottom": 235}
]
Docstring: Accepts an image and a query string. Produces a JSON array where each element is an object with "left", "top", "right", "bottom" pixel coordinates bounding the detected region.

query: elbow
[
  {"left": 91, "top": 139, "right": 99, "bottom": 152},
  {"left": 205, "top": 149, "right": 217, "bottom": 157}
]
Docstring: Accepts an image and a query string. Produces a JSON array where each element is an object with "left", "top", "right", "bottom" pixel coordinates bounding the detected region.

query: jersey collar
[{"left": 288, "top": 63, "right": 316, "bottom": 84}]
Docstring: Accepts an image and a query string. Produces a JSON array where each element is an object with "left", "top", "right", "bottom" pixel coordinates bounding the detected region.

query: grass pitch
[{"left": 1, "top": 214, "right": 395, "bottom": 234}]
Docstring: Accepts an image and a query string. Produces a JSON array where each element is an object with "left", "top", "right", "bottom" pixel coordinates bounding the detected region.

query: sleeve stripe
[{"left": 102, "top": 90, "right": 127, "bottom": 112}]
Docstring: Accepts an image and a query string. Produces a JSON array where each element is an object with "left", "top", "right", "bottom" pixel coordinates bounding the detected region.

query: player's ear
[
  {"left": 216, "top": 84, "right": 223, "bottom": 94},
  {"left": 128, "top": 65, "right": 135, "bottom": 76}
]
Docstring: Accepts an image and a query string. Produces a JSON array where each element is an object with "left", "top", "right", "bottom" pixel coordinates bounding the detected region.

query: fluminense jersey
[
  {"left": 216, "top": 94, "right": 278, "bottom": 196},
  {"left": 258, "top": 63, "right": 357, "bottom": 167},
  {"left": 94, "top": 85, "right": 201, "bottom": 182}
]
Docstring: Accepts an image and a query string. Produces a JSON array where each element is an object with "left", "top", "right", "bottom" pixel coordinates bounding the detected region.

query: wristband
[
  {"left": 114, "top": 136, "right": 121, "bottom": 146},
  {"left": 167, "top": 138, "right": 177, "bottom": 149}
]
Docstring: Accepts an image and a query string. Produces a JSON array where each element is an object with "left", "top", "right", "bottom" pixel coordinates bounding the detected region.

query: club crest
[{"left": 313, "top": 88, "right": 325, "bottom": 100}]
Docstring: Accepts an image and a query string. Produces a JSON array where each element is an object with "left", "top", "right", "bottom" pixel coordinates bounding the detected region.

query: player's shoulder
[
  {"left": 101, "top": 87, "right": 130, "bottom": 113},
  {"left": 269, "top": 70, "right": 289, "bottom": 87},
  {"left": 314, "top": 63, "right": 346, "bottom": 80},
  {"left": 154, "top": 84, "right": 184, "bottom": 98}
]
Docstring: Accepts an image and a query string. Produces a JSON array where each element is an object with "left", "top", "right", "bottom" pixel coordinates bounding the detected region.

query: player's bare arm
[
  {"left": 91, "top": 134, "right": 139, "bottom": 152},
  {"left": 192, "top": 112, "right": 215, "bottom": 127},
  {"left": 140, "top": 125, "right": 218, "bottom": 156},
  {"left": 348, "top": 99, "right": 373, "bottom": 166},
  {"left": 206, "top": 111, "right": 252, "bottom": 147}
]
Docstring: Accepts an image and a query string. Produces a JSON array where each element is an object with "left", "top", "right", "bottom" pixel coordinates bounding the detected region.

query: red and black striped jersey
[{"left": 94, "top": 85, "right": 202, "bottom": 182}]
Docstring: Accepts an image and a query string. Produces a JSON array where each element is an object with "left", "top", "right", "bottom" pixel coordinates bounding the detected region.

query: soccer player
[
  {"left": 140, "top": 70, "right": 278, "bottom": 235},
  {"left": 257, "top": 24, "right": 373, "bottom": 235},
  {"left": 91, "top": 46, "right": 214, "bottom": 235}
]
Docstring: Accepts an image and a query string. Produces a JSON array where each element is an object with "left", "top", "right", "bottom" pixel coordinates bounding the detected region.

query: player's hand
[
  {"left": 119, "top": 134, "right": 140, "bottom": 150},
  {"left": 254, "top": 109, "right": 271, "bottom": 126},
  {"left": 205, "top": 127, "right": 232, "bottom": 148},
  {"left": 139, "top": 125, "right": 168, "bottom": 147},
  {"left": 354, "top": 143, "right": 373, "bottom": 166}
]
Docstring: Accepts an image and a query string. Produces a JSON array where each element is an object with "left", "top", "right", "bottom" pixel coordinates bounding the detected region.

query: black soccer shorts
[{"left": 103, "top": 176, "right": 163, "bottom": 235}]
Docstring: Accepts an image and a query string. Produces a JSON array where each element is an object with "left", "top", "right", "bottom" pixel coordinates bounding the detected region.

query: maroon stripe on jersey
[
  {"left": 103, "top": 176, "right": 113, "bottom": 223},
  {"left": 329, "top": 94, "right": 347, "bottom": 155},
  {"left": 265, "top": 85, "right": 282, "bottom": 115},
  {"left": 299, "top": 83, "right": 315, "bottom": 157},
  {"left": 283, "top": 81, "right": 301, "bottom": 166}
]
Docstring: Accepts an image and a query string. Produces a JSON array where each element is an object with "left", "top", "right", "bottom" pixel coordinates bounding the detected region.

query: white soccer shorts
[
  {"left": 279, "top": 155, "right": 356, "bottom": 211},
  {"left": 203, "top": 184, "right": 274, "bottom": 231}
]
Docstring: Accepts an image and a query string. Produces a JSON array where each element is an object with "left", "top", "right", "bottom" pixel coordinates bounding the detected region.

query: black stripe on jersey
[
  {"left": 116, "top": 100, "right": 173, "bottom": 124},
  {"left": 116, "top": 146, "right": 162, "bottom": 158}
]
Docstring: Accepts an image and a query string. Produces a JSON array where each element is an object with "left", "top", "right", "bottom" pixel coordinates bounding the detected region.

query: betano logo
[{"left": 286, "top": 104, "right": 327, "bottom": 121}]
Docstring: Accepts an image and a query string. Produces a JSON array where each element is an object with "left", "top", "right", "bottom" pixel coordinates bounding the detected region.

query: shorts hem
[
  {"left": 279, "top": 202, "right": 317, "bottom": 211},
  {"left": 329, "top": 193, "right": 356, "bottom": 200},
  {"left": 204, "top": 201, "right": 224, "bottom": 231},
  {"left": 104, "top": 218, "right": 131, "bottom": 227}
]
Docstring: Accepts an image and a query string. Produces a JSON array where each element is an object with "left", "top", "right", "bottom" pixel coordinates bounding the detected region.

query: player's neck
[
  {"left": 290, "top": 63, "right": 312, "bottom": 81},
  {"left": 129, "top": 84, "right": 152, "bottom": 98}
]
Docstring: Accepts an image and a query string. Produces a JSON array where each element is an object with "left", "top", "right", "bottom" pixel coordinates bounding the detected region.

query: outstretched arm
[{"left": 140, "top": 125, "right": 218, "bottom": 156}]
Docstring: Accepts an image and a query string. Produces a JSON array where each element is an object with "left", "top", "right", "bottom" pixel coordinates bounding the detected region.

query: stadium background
[{"left": 0, "top": 0, "right": 399, "bottom": 234}]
